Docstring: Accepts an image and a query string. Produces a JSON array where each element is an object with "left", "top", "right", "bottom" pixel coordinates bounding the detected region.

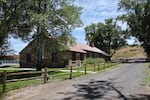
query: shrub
[{"left": 85, "top": 58, "right": 105, "bottom": 64}]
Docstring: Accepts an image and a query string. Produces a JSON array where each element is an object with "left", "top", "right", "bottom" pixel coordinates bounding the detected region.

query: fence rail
[{"left": 2, "top": 67, "right": 52, "bottom": 93}]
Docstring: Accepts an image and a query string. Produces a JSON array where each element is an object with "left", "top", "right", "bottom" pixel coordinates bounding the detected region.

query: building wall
[
  {"left": 42, "top": 51, "right": 72, "bottom": 67},
  {"left": 20, "top": 39, "right": 73, "bottom": 68},
  {"left": 20, "top": 41, "right": 37, "bottom": 68}
]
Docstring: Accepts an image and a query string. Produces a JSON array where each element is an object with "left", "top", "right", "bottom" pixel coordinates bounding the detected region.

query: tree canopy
[
  {"left": 0, "top": 0, "right": 82, "bottom": 70},
  {"left": 0, "top": 0, "right": 82, "bottom": 45},
  {"left": 84, "top": 18, "right": 126, "bottom": 59},
  {"left": 118, "top": 0, "right": 150, "bottom": 58},
  {"left": 0, "top": 0, "right": 32, "bottom": 47}
]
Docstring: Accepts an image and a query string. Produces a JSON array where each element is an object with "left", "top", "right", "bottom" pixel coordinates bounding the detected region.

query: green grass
[
  {"left": 48, "top": 67, "right": 68, "bottom": 71},
  {"left": 0, "top": 79, "right": 42, "bottom": 98},
  {"left": 72, "top": 72, "right": 85, "bottom": 77},
  {"left": 142, "top": 63, "right": 150, "bottom": 86},
  {"left": 48, "top": 71, "right": 69, "bottom": 79},
  {"left": 6, "top": 80, "right": 42, "bottom": 91},
  {"left": 0, "top": 84, "right": 2, "bottom": 96},
  {"left": 0, "top": 69, "right": 20, "bottom": 73},
  {"left": 85, "top": 58, "right": 105, "bottom": 64}
]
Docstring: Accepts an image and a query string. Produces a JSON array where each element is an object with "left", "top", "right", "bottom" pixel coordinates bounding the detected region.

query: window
[
  {"left": 80, "top": 53, "right": 84, "bottom": 60},
  {"left": 26, "top": 53, "right": 32, "bottom": 62},
  {"left": 52, "top": 52, "right": 58, "bottom": 62},
  {"left": 72, "top": 52, "right": 76, "bottom": 60}
]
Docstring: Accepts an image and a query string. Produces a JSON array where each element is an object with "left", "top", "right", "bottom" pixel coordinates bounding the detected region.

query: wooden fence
[
  {"left": 1, "top": 62, "right": 114, "bottom": 93},
  {"left": 69, "top": 62, "right": 113, "bottom": 79},
  {"left": 1, "top": 67, "right": 53, "bottom": 93}
]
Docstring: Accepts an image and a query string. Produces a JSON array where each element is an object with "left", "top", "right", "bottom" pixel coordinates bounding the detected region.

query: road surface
[{"left": 3, "top": 63, "right": 150, "bottom": 100}]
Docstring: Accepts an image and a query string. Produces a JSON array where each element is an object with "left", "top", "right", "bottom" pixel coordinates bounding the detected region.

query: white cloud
[
  {"left": 72, "top": 0, "right": 123, "bottom": 43},
  {"left": 74, "top": 0, "right": 121, "bottom": 26}
]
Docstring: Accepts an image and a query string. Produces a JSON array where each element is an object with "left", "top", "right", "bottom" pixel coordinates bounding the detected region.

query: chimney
[{"left": 89, "top": 42, "right": 94, "bottom": 47}]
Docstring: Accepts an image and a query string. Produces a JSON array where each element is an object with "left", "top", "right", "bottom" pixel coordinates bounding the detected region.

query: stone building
[{"left": 20, "top": 39, "right": 109, "bottom": 68}]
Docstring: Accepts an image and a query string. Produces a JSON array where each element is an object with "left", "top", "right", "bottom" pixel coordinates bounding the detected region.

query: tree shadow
[{"left": 58, "top": 79, "right": 150, "bottom": 100}]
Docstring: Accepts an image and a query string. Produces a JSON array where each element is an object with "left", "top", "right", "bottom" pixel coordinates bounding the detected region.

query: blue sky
[{"left": 10, "top": 0, "right": 133, "bottom": 54}]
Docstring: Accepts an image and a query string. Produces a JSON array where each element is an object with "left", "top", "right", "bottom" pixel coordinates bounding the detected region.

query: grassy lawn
[
  {"left": 0, "top": 69, "right": 20, "bottom": 73},
  {"left": 48, "top": 67, "right": 68, "bottom": 71},
  {"left": 0, "top": 63, "right": 118, "bottom": 98},
  {"left": 142, "top": 63, "right": 150, "bottom": 86}
]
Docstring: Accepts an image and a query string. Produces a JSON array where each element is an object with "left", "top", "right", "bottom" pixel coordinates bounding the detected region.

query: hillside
[{"left": 112, "top": 45, "right": 147, "bottom": 60}]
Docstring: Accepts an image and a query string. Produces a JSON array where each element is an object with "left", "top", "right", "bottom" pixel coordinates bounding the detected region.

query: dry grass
[{"left": 112, "top": 45, "right": 147, "bottom": 60}]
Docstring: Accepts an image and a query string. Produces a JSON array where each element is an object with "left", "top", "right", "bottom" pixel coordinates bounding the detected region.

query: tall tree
[
  {"left": 0, "top": 0, "right": 32, "bottom": 58},
  {"left": 0, "top": 0, "right": 82, "bottom": 70},
  {"left": 29, "top": 0, "right": 82, "bottom": 70},
  {"left": 0, "top": 40, "right": 15, "bottom": 59},
  {"left": 118, "top": 0, "right": 150, "bottom": 59},
  {"left": 84, "top": 18, "right": 126, "bottom": 60},
  {"left": 0, "top": 0, "right": 32, "bottom": 47}
]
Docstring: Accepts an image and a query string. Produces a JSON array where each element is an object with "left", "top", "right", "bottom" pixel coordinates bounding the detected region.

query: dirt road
[{"left": 3, "top": 63, "right": 150, "bottom": 100}]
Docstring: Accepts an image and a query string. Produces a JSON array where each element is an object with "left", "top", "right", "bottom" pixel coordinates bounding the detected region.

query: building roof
[
  {"left": 20, "top": 38, "right": 110, "bottom": 56},
  {"left": 69, "top": 43, "right": 110, "bottom": 56}
]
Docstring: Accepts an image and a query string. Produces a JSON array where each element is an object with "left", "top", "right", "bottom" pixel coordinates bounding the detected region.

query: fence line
[
  {"left": 1, "top": 62, "right": 116, "bottom": 93},
  {"left": 2, "top": 67, "right": 51, "bottom": 93}
]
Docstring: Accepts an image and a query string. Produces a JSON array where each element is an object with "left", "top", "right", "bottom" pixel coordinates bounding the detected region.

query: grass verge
[{"left": 142, "top": 63, "right": 150, "bottom": 86}]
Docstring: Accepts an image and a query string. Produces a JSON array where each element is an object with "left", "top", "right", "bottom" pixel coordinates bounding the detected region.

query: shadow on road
[{"left": 58, "top": 79, "right": 150, "bottom": 100}]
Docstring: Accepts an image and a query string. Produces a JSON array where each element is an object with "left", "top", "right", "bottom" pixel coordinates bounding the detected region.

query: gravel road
[{"left": 3, "top": 63, "right": 150, "bottom": 100}]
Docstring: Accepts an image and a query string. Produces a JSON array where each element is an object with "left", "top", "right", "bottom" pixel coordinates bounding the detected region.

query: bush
[{"left": 85, "top": 58, "right": 105, "bottom": 64}]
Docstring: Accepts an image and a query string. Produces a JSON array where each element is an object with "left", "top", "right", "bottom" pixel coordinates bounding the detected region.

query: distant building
[
  {"left": 19, "top": 38, "right": 109, "bottom": 68},
  {"left": 2, "top": 55, "right": 20, "bottom": 61}
]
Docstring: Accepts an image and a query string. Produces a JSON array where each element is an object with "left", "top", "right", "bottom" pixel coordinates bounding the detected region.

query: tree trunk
[
  {"left": 143, "top": 44, "right": 150, "bottom": 61},
  {"left": 146, "top": 50, "right": 150, "bottom": 62},
  {"left": 36, "top": 27, "right": 44, "bottom": 71},
  {"left": 36, "top": 0, "right": 43, "bottom": 71}
]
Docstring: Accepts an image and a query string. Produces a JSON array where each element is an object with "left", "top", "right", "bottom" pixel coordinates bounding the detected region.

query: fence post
[
  {"left": 84, "top": 63, "right": 87, "bottom": 74},
  {"left": 3, "top": 70, "right": 7, "bottom": 93},
  {"left": 44, "top": 67, "right": 48, "bottom": 83},
  {"left": 69, "top": 66, "right": 72, "bottom": 79},
  {"left": 94, "top": 63, "right": 96, "bottom": 72}
]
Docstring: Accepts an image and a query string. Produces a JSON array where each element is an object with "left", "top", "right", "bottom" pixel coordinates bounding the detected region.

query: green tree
[
  {"left": 30, "top": 0, "right": 82, "bottom": 70},
  {"left": 0, "top": 0, "right": 82, "bottom": 70},
  {"left": 0, "top": 0, "right": 32, "bottom": 47},
  {"left": 84, "top": 18, "right": 126, "bottom": 60},
  {"left": 0, "top": 0, "right": 32, "bottom": 58},
  {"left": 118, "top": 0, "right": 150, "bottom": 59},
  {"left": 0, "top": 40, "right": 15, "bottom": 59}
]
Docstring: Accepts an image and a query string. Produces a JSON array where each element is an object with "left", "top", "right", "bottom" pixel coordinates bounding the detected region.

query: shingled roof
[{"left": 69, "top": 43, "right": 110, "bottom": 56}]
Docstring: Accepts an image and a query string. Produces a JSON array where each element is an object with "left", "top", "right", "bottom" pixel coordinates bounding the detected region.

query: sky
[{"left": 10, "top": 0, "right": 134, "bottom": 54}]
